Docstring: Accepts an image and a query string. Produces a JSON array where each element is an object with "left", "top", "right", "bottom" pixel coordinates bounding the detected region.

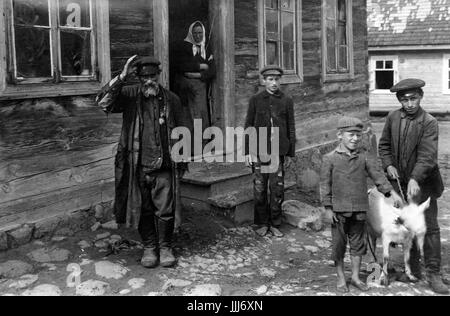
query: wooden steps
[{"left": 180, "top": 162, "right": 296, "bottom": 226}]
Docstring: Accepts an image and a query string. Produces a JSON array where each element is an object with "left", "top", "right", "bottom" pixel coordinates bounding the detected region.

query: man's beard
[{"left": 142, "top": 81, "right": 159, "bottom": 98}]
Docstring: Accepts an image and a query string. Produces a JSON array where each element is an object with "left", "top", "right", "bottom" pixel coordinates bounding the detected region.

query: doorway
[{"left": 164, "top": 0, "right": 234, "bottom": 131}]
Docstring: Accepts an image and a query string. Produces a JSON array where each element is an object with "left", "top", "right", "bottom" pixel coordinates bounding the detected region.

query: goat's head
[{"left": 398, "top": 198, "right": 430, "bottom": 234}]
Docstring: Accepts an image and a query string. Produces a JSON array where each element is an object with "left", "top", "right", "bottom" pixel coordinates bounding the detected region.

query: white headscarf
[{"left": 184, "top": 21, "right": 207, "bottom": 60}]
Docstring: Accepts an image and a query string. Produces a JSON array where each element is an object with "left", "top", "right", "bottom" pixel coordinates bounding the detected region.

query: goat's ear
[{"left": 419, "top": 198, "right": 431, "bottom": 212}]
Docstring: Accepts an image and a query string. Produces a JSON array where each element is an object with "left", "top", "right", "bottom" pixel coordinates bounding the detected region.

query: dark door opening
[{"left": 169, "top": 0, "right": 220, "bottom": 128}]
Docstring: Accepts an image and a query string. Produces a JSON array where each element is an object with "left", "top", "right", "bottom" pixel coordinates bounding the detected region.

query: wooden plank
[
  {"left": 0, "top": 179, "right": 114, "bottom": 229},
  {"left": 0, "top": 158, "right": 115, "bottom": 204},
  {"left": 0, "top": 143, "right": 117, "bottom": 183},
  {"left": 210, "top": 0, "right": 235, "bottom": 130},
  {"left": 153, "top": 0, "right": 169, "bottom": 87}
]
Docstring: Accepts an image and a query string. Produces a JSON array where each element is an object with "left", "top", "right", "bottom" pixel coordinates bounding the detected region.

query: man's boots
[
  {"left": 158, "top": 219, "right": 177, "bottom": 268},
  {"left": 427, "top": 274, "right": 449, "bottom": 295},
  {"left": 139, "top": 213, "right": 159, "bottom": 268},
  {"left": 141, "top": 247, "right": 159, "bottom": 268},
  {"left": 424, "top": 233, "right": 449, "bottom": 294}
]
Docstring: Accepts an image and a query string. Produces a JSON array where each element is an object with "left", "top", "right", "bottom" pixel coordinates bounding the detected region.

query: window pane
[
  {"left": 13, "top": 0, "right": 49, "bottom": 27},
  {"left": 376, "top": 61, "right": 384, "bottom": 69},
  {"left": 338, "top": 0, "right": 347, "bottom": 21},
  {"left": 375, "top": 70, "right": 394, "bottom": 90},
  {"left": 338, "top": 45, "right": 348, "bottom": 70},
  {"left": 14, "top": 26, "right": 51, "bottom": 77},
  {"left": 325, "top": 0, "right": 336, "bottom": 20},
  {"left": 283, "top": 42, "right": 295, "bottom": 70},
  {"left": 281, "top": 0, "right": 294, "bottom": 11},
  {"left": 266, "top": 41, "right": 279, "bottom": 66},
  {"left": 448, "top": 59, "right": 450, "bottom": 68},
  {"left": 265, "top": 0, "right": 278, "bottom": 9},
  {"left": 385, "top": 61, "right": 393, "bottom": 69},
  {"left": 59, "top": 0, "right": 91, "bottom": 28},
  {"left": 326, "top": 20, "right": 336, "bottom": 71},
  {"left": 266, "top": 9, "right": 279, "bottom": 41},
  {"left": 60, "top": 30, "right": 92, "bottom": 76},
  {"left": 282, "top": 12, "right": 294, "bottom": 43},
  {"left": 337, "top": 22, "right": 346, "bottom": 45}
]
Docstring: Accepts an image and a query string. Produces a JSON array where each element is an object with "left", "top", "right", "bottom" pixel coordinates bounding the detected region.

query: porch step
[
  {"left": 207, "top": 181, "right": 297, "bottom": 226},
  {"left": 180, "top": 162, "right": 253, "bottom": 212}
]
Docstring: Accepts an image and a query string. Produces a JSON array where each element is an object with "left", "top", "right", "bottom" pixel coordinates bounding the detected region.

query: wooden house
[
  {"left": 0, "top": 0, "right": 370, "bottom": 249},
  {"left": 368, "top": 0, "right": 450, "bottom": 114}
]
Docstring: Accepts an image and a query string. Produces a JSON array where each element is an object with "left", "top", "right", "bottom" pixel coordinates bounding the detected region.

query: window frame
[
  {"left": 443, "top": 54, "right": 450, "bottom": 95},
  {"left": 370, "top": 55, "right": 399, "bottom": 94},
  {"left": 321, "top": 0, "right": 354, "bottom": 83},
  {"left": 0, "top": 0, "right": 111, "bottom": 100},
  {"left": 258, "top": 0, "right": 303, "bottom": 85}
]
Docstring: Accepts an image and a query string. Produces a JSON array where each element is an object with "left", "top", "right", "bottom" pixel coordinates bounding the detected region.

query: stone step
[
  {"left": 180, "top": 162, "right": 253, "bottom": 212},
  {"left": 207, "top": 181, "right": 297, "bottom": 226}
]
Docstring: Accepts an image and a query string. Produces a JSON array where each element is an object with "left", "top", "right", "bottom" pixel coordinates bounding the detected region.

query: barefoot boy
[{"left": 320, "top": 117, "right": 402, "bottom": 293}]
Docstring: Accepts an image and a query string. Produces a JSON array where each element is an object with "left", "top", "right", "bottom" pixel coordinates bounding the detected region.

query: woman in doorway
[{"left": 172, "top": 21, "right": 216, "bottom": 130}]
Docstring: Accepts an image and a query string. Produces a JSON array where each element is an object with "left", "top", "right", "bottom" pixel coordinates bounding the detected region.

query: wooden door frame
[{"left": 153, "top": 0, "right": 235, "bottom": 130}]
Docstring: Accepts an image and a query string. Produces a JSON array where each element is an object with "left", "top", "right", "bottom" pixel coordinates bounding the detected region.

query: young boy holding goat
[{"left": 320, "top": 117, "right": 403, "bottom": 293}]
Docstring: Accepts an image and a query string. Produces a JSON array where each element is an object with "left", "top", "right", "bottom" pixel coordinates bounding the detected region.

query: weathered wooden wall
[
  {"left": 369, "top": 51, "right": 450, "bottom": 114},
  {"left": 234, "top": 0, "right": 370, "bottom": 202},
  {"left": 0, "top": 0, "right": 153, "bottom": 230}
]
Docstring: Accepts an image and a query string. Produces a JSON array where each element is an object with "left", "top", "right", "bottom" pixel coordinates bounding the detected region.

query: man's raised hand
[{"left": 120, "top": 55, "right": 139, "bottom": 81}]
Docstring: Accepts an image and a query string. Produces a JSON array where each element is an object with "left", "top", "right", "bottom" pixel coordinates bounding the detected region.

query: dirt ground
[{"left": 0, "top": 122, "right": 449, "bottom": 297}]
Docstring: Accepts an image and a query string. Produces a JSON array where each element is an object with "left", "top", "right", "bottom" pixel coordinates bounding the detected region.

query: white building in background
[{"left": 368, "top": 0, "right": 450, "bottom": 115}]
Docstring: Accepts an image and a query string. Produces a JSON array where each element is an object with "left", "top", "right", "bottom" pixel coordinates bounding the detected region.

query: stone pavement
[
  {"left": 0, "top": 198, "right": 449, "bottom": 296},
  {"left": 0, "top": 122, "right": 449, "bottom": 297}
]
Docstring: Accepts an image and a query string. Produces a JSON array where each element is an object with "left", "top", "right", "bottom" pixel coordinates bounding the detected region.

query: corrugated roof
[{"left": 368, "top": 0, "right": 450, "bottom": 47}]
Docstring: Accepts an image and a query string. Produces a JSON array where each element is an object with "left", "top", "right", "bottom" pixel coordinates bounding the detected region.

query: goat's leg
[
  {"left": 380, "top": 237, "right": 390, "bottom": 286},
  {"left": 416, "top": 234, "right": 425, "bottom": 260},
  {"left": 404, "top": 238, "right": 419, "bottom": 283}
]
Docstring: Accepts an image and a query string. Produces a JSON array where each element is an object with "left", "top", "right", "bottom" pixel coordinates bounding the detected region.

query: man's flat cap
[
  {"left": 390, "top": 78, "right": 425, "bottom": 93},
  {"left": 135, "top": 56, "right": 161, "bottom": 75},
  {"left": 337, "top": 116, "right": 364, "bottom": 132},
  {"left": 135, "top": 56, "right": 161, "bottom": 67},
  {"left": 260, "top": 65, "right": 284, "bottom": 77}
]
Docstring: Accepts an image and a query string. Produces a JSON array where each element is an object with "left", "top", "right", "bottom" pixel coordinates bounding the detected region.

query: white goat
[{"left": 366, "top": 188, "right": 430, "bottom": 285}]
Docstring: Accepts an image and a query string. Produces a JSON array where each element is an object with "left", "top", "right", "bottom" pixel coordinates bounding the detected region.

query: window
[
  {"left": 258, "top": 0, "right": 303, "bottom": 84},
  {"left": 0, "top": 0, "right": 110, "bottom": 100},
  {"left": 322, "top": 0, "right": 354, "bottom": 82},
  {"left": 443, "top": 54, "right": 450, "bottom": 94},
  {"left": 370, "top": 56, "right": 398, "bottom": 92}
]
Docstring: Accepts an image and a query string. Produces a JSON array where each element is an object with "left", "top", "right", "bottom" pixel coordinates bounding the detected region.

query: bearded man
[{"left": 96, "top": 56, "right": 193, "bottom": 268}]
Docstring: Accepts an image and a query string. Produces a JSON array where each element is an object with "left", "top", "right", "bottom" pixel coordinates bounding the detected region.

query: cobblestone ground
[{"left": 0, "top": 122, "right": 449, "bottom": 297}]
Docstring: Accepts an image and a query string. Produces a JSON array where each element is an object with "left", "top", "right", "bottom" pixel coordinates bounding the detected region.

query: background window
[
  {"left": 369, "top": 56, "right": 398, "bottom": 92},
  {"left": 265, "top": 0, "right": 296, "bottom": 71},
  {"left": 322, "top": 0, "right": 354, "bottom": 81},
  {"left": 375, "top": 60, "right": 394, "bottom": 90},
  {"left": 259, "top": 0, "right": 303, "bottom": 82},
  {"left": 10, "top": 0, "right": 96, "bottom": 83},
  {"left": 325, "top": 0, "right": 349, "bottom": 73}
]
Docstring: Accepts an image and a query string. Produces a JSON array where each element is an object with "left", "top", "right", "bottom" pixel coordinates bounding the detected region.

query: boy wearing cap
[
  {"left": 379, "top": 79, "right": 448, "bottom": 294},
  {"left": 320, "top": 117, "right": 402, "bottom": 293},
  {"left": 96, "top": 55, "right": 193, "bottom": 269},
  {"left": 244, "top": 65, "right": 296, "bottom": 238}
]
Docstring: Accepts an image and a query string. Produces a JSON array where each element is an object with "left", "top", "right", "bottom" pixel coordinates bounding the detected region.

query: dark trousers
[
  {"left": 253, "top": 160, "right": 285, "bottom": 227},
  {"left": 410, "top": 198, "right": 442, "bottom": 276},
  {"left": 331, "top": 213, "right": 367, "bottom": 262},
  {"left": 138, "top": 169, "right": 175, "bottom": 249}
]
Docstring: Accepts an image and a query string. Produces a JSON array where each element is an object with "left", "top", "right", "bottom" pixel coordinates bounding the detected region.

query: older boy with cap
[
  {"left": 379, "top": 78, "right": 449, "bottom": 294},
  {"left": 320, "top": 117, "right": 402, "bottom": 293},
  {"left": 244, "top": 65, "right": 296, "bottom": 238},
  {"left": 96, "top": 56, "right": 193, "bottom": 269}
]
